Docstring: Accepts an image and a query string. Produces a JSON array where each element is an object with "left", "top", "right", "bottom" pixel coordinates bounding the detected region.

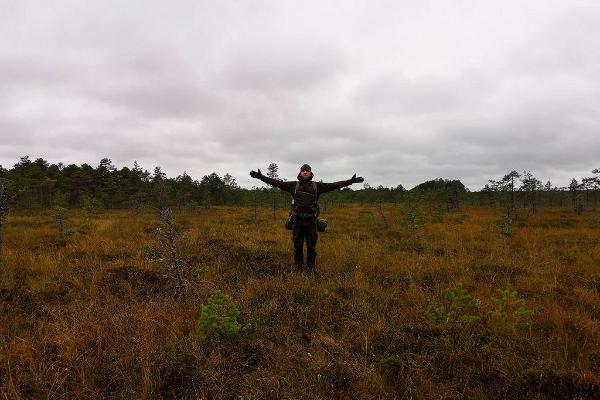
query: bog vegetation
[{"left": 0, "top": 158, "right": 599, "bottom": 399}]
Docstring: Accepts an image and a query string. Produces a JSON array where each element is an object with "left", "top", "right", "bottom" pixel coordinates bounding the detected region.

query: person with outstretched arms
[{"left": 250, "top": 164, "right": 363, "bottom": 273}]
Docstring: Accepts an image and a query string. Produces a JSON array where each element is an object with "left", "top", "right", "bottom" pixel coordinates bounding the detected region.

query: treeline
[
  {"left": 0, "top": 157, "right": 598, "bottom": 214},
  {"left": 0, "top": 157, "right": 406, "bottom": 211},
  {"left": 478, "top": 169, "right": 600, "bottom": 215}
]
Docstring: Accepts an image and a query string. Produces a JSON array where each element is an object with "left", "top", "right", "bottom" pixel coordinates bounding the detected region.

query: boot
[{"left": 305, "top": 263, "right": 316, "bottom": 277}]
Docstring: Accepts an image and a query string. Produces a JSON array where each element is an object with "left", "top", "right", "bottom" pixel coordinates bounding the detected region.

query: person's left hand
[{"left": 350, "top": 173, "right": 364, "bottom": 183}]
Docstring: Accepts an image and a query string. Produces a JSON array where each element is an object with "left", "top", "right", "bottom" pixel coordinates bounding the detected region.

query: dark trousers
[{"left": 292, "top": 217, "right": 318, "bottom": 270}]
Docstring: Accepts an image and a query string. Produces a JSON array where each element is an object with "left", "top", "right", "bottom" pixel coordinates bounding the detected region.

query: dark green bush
[{"left": 198, "top": 290, "right": 251, "bottom": 339}]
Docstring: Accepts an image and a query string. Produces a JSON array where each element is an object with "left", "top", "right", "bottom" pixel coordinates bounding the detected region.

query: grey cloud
[
  {"left": 84, "top": 72, "right": 214, "bottom": 119},
  {"left": 217, "top": 35, "right": 345, "bottom": 93},
  {"left": 0, "top": 58, "right": 70, "bottom": 91},
  {"left": 354, "top": 70, "right": 493, "bottom": 116},
  {"left": 1, "top": 0, "right": 599, "bottom": 190},
  {"left": 506, "top": 7, "right": 600, "bottom": 78}
]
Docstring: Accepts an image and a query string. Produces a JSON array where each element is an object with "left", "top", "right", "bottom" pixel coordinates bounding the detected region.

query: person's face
[{"left": 300, "top": 169, "right": 311, "bottom": 178}]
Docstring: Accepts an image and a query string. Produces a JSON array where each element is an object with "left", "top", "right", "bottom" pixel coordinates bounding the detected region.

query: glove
[
  {"left": 350, "top": 173, "right": 364, "bottom": 184},
  {"left": 250, "top": 168, "right": 263, "bottom": 179}
]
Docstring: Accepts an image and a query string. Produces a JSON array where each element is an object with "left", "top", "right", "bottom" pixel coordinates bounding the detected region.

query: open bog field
[{"left": 1, "top": 204, "right": 600, "bottom": 399}]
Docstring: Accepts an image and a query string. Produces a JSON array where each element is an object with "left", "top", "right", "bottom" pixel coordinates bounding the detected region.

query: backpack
[
  {"left": 285, "top": 182, "right": 327, "bottom": 231},
  {"left": 294, "top": 181, "right": 320, "bottom": 217}
]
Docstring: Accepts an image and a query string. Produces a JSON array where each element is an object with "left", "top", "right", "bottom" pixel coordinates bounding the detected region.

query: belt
[{"left": 296, "top": 212, "right": 317, "bottom": 219}]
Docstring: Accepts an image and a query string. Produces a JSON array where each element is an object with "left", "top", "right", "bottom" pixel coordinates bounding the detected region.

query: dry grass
[{"left": 1, "top": 204, "right": 600, "bottom": 399}]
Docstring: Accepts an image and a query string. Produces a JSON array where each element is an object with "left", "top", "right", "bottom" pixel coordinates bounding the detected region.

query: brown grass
[{"left": 1, "top": 204, "right": 600, "bottom": 399}]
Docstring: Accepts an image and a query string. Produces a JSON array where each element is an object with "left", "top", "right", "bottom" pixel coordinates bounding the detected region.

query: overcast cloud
[{"left": 1, "top": 0, "right": 599, "bottom": 189}]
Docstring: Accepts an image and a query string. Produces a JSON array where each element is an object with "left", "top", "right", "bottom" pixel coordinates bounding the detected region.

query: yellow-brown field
[{"left": 1, "top": 204, "right": 600, "bottom": 399}]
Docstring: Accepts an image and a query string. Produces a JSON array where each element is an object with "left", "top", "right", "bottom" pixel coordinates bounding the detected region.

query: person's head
[{"left": 300, "top": 164, "right": 312, "bottom": 179}]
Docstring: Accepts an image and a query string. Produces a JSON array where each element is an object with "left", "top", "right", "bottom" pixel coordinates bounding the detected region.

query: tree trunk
[{"left": 253, "top": 193, "right": 257, "bottom": 221}]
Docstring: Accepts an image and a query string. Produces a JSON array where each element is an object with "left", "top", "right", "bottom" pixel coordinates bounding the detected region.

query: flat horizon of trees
[
  {"left": 482, "top": 169, "right": 600, "bottom": 215},
  {"left": 0, "top": 157, "right": 407, "bottom": 211},
  {"left": 0, "top": 156, "right": 598, "bottom": 214}
]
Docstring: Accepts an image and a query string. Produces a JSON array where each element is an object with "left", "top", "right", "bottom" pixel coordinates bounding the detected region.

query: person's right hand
[{"left": 250, "top": 168, "right": 263, "bottom": 179}]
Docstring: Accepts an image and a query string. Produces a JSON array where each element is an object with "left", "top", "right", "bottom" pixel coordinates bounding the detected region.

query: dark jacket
[{"left": 258, "top": 171, "right": 353, "bottom": 198}]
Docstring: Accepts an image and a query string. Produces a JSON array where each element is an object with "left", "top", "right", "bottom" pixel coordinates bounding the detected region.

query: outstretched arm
[
  {"left": 250, "top": 169, "right": 296, "bottom": 193},
  {"left": 317, "top": 173, "right": 364, "bottom": 194}
]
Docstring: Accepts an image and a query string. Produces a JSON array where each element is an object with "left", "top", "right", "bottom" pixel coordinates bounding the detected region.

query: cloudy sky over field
[{"left": 1, "top": 0, "right": 598, "bottom": 189}]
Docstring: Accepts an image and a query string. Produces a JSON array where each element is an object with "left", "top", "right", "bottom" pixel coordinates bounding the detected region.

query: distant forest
[{"left": 0, "top": 156, "right": 598, "bottom": 214}]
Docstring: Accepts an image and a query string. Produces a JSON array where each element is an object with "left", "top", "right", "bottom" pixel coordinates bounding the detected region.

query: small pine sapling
[
  {"left": 185, "top": 200, "right": 200, "bottom": 214},
  {"left": 197, "top": 290, "right": 251, "bottom": 340},
  {"left": 499, "top": 214, "right": 513, "bottom": 236},
  {"left": 427, "top": 283, "right": 480, "bottom": 324},
  {"left": 431, "top": 201, "right": 445, "bottom": 223},
  {"left": 400, "top": 200, "right": 426, "bottom": 252},
  {"left": 401, "top": 201, "right": 426, "bottom": 231},
  {"left": 52, "top": 206, "right": 70, "bottom": 242},
  {"left": 489, "top": 283, "right": 533, "bottom": 327},
  {"left": 157, "top": 208, "right": 189, "bottom": 296}
]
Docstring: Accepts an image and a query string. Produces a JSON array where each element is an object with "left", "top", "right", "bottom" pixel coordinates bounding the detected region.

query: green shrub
[
  {"left": 431, "top": 202, "right": 445, "bottom": 223},
  {"left": 193, "top": 265, "right": 207, "bottom": 279},
  {"left": 400, "top": 202, "right": 426, "bottom": 231},
  {"left": 490, "top": 283, "right": 533, "bottom": 325},
  {"left": 198, "top": 291, "right": 251, "bottom": 339},
  {"left": 81, "top": 194, "right": 105, "bottom": 213},
  {"left": 427, "top": 283, "right": 480, "bottom": 324},
  {"left": 51, "top": 206, "right": 70, "bottom": 238},
  {"left": 185, "top": 200, "right": 200, "bottom": 214}
]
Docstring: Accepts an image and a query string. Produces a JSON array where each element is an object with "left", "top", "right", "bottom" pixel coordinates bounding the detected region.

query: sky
[{"left": 0, "top": 0, "right": 599, "bottom": 190}]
